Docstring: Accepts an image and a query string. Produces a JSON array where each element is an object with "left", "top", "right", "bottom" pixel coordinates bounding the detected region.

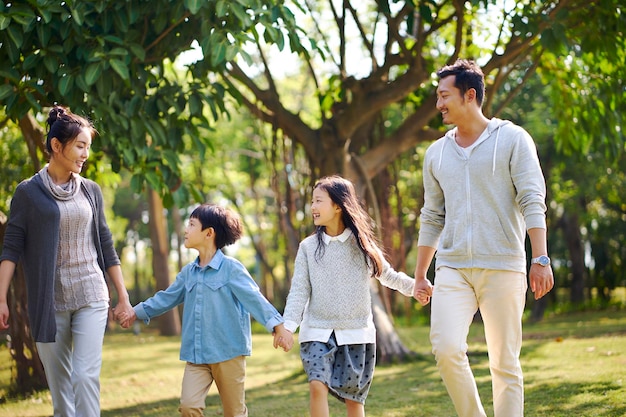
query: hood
[{"left": 438, "top": 118, "right": 512, "bottom": 174}]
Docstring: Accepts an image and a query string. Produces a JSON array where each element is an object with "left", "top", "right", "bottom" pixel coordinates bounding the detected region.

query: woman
[{"left": 0, "top": 105, "right": 134, "bottom": 417}]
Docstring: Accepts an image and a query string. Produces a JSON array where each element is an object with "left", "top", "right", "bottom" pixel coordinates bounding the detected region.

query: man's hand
[
  {"left": 529, "top": 264, "right": 554, "bottom": 300},
  {"left": 413, "top": 278, "right": 434, "bottom": 306}
]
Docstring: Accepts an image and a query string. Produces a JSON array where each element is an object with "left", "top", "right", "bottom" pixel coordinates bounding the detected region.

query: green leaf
[
  {"left": 0, "top": 68, "right": 21, "bottom": 82},
  {"left": 104, "top": 35, "right": 125, "bottom": 45},
  {"left": 85, "top": 62, "right": 103, "bottom": 85},
  {"left": 189, "top": 93, "right": 203, "bottom": 117},
  {"left": 75, "top": 74, "right": 90, "bottom": 92},
  {"left": 22, "top": 54, "right": 39, "bottom": 70},
  {"left": 130, "top": 173, "right": 144, "bottom": 193},
  {"left": 110, "top": 58, "right": 130, "bottom": 80},
  {"left": 36, "top": 21, "right": 51, "bottom": 46},
  {"left": 44, "top": 55, "right": 57, "bottom": 74},
  {"left": 58, "top": 74, "right": 74, "bottom": 96},
  {"left": 129, "top": 43, "right": 146, "bottom": 61},
  {"left": 7, "top": 26, "right": 24, "bottom": 48},
  {"left": 216, "top": 0, "right": 228, "bottom": 18},
  {"left": 0, "top": 14, "right": 11, "bottom": 31},
  {"left": 210, "top": 39, "right": 227, "bottom": 66},
  {"left": 0, "top": 84, "right": 15, "bottom": 101},
  {"left": 184, "top": 0, "right": 203, "bottom": 14},
  {"left": 109, "top": 47, "right": 128, "bottom": 57},
  {"left": 145, "top": 171, "right": 162, "bottom": 191},
  {"left": 70, "top": 8, "right": 83, "bottom": 26},
  {"left": 231, "top": 3, "right": 253, "bottom": 28}
]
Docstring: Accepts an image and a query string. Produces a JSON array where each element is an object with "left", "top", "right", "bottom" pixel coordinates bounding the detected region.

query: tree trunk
[
  {"left": 370, "top": 279, "right": 416, "bottom": 364},
  {"left": 561, "top": 210, "right": 585, "bottom": 304},
  {"left": 346, "top": 154, "right": 416, "bottom": 363},
  {"left": 1, "top": 212, "right": 48, "bottom": 395},
  {"left": 147, "top": 188, "right": 181, "bottom": 336}
]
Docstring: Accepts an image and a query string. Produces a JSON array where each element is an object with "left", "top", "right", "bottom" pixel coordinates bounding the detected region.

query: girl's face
[
  {"left": 311, "top": 187, "right": 341, "bottom": 228},
  {"left": 184, "top": 217, "right": 209, "bottom": 249},
  {"left": 51, "top": 128, "right": 92, "bottom": 174}
]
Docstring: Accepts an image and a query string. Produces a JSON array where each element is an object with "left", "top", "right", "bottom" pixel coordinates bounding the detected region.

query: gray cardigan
[{"left": 0, "top": 172, "right": 120, "bottom": 342}]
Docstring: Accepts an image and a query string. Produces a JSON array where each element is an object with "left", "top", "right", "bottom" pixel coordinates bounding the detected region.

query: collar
[
  {"left": 193, "top": 248, "right": 225, "bottom": 270},
  {"left": 322, "top": 228, "right": 352, "bottom": 245}
]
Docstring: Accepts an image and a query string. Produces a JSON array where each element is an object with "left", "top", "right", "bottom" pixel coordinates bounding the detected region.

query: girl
[
  {"left": 280, "top": 175, "right": 416, "bottom": 417},
  {"left": 0, "top": 105, "right": 134, "bottom": 417}
]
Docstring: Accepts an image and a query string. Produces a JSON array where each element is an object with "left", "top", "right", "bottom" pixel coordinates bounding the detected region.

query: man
[{"left": 413, "top": 59, "right": 554, "bottom": 417}]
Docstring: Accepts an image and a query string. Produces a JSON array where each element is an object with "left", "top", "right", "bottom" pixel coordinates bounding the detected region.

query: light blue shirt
[{"left": 134, "top": 249, "right": 284, "bottom": 364}]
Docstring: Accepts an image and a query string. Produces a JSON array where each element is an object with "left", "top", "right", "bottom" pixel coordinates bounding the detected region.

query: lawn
[{"left": 1, "top": 309, "right": 625, "bottom": 416}]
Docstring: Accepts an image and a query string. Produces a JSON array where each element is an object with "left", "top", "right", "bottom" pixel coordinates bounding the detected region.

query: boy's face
[{"left": 184, "top": 217, "right": 209, "bottom": 249}]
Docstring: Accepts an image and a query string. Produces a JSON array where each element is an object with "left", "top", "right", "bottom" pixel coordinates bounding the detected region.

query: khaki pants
[
  {"left": 430, "top": 267, "right": 527, "bottom": 417},
  {"left": 179, "top": 356, "right": 248, "bottom": 417}
]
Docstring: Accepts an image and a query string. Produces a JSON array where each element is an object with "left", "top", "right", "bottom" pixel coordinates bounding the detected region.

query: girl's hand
[{"left": 273, "top": 324, "right": 294, "bottom": 352}]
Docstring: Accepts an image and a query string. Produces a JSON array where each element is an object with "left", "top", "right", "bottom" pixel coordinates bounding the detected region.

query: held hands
[
  {"left": 112, "top": 301, "right": 136, "bottom": 329},
  {"left": 413, "top": 278, "right": 434, "bottom": 306},
  {"left": 273, "top": 323, "right": 294, "bottom": 352}
]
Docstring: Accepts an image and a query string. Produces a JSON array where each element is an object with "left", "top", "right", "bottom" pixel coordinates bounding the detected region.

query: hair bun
[{"left": 47, "top": 106, "right": 66, "bottom": 127}]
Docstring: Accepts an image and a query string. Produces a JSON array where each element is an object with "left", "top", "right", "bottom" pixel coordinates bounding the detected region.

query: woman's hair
[
  {"left": 313, "top": 175, "right": 383, "bottom": 277},
  {"left": 46, "top": 105, "right": 97, "bottom": 153},
  {"left": 189, "top": 204, "right": 243, "bottom": 249},
  {"left": 436, "top": 59, "right": 486, "bottom": 106}
]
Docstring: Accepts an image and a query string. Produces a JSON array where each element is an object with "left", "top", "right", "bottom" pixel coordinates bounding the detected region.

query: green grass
[{"left": 1, "top": 309, "right": 625, "bottom": 416}]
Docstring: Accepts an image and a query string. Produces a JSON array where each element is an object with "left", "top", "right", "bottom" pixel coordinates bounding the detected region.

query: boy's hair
[
  {"left": 437, "top": 59, "right": 485, "bottom": 106},
  {"left": 189, "top": 204, "right": 242, "bottom": 249},
  {"left": 313, "top": 175, "right": 383, "bottom": 277}
]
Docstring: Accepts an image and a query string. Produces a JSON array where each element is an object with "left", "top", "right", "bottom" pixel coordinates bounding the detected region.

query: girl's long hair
[{"left": 313, "top": 175, "right": 383, "bottom": 277}]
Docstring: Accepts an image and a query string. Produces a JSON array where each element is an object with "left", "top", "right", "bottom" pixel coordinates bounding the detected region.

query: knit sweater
[
  {"left": 418, "top": 118, "right": 547, "bottom": 273},
  {"left": 0, "top": 172, "right": 119, "bottom": 342},
  {"left": 283, "top": 232, "right": 414, "bottom": 331}
]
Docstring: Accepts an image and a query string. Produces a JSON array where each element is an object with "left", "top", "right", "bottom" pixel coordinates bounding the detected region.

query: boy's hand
[
  {"left": 273, "top": 324, "right": 294, "bottom": 352},
  {"left": 113, "top": 303, "right": 137, "bottom": 328}
]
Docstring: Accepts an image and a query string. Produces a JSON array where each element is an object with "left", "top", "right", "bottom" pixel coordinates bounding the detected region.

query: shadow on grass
[{"left": 525, "top": 379, "right": 626, "bottom": 417}]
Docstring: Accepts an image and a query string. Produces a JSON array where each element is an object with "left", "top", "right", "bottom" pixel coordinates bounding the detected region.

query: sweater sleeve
[
  {"left": 0, "top": 183, "right": 27, "bottom": 264},
  {"left": 417, "top": 142, "right": 446, "bottom": 248},
  {"left": 376, "top": 250, "right": 415, "bottom": 297},
  {"left": 282, "top": 240, "right": 312, "bottom": 332},
  {"left": 510, "top": 127, "right": 547, "bottom": 230}
]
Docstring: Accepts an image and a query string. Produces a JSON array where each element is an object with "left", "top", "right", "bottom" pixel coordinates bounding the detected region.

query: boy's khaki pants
[{"left": 179, "top": 356, "right": 248, "bottom": 417}]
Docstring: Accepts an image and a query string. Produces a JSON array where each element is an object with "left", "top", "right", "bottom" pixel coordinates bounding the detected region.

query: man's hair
[{"left": 437, "top": 59, "right": 485, "bottom": 106}]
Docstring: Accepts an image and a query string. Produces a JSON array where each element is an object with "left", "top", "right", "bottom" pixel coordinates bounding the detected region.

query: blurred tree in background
[{"left": 1, "top": 0, "right": 624, "bottom": 395}]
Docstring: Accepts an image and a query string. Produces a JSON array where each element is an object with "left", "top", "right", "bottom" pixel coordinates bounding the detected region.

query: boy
[{"left": 120, "top": 204, "right": 291, "bottom": 417}]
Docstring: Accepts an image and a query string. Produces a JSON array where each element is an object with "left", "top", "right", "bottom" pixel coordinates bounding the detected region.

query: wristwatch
[{"left": 531, "top": 255, "right": 551, "bottom": 267}]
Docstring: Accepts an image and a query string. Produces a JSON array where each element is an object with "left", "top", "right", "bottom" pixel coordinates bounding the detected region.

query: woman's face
[{"left": 52, "top": 128, "right": 92, "bottom": 174}]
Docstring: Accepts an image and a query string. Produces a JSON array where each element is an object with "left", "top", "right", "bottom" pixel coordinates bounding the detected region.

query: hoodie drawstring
[{"left": 492, "top": 125, "right": 501, "bottom": 175}]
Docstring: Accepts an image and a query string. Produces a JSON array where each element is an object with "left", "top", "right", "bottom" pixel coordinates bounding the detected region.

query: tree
[
  {"left": 203, "top": 0, "right": 624, "bottom": 359},
  {"left": 0, "top": 0, "right": 302, "bottom": 394}
]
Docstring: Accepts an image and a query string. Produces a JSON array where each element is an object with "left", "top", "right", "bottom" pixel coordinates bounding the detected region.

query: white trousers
[
  {"left": 36, "top": 301, "right": 109, "bottom": 417},
  {"left": 430, "top": 267, "right": 527, "bottom": 417}
]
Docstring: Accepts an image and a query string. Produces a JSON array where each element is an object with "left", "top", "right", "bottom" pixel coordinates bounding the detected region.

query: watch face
[{"left": 536, "top": 255, "right": 550, "bottom": 266}]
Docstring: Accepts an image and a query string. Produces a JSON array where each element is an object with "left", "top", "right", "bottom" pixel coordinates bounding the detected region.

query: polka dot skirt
[{"left": 300, "top": 332, "right": 376, "bottom": 404}]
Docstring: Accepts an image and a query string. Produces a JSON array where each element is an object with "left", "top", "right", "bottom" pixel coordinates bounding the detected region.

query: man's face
[{"left": 436, "top": 75, "right": 465, "bottom": 125}]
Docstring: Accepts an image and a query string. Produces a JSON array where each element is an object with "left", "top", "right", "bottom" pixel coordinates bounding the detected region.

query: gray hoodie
[{"left": 417, "top": 118, "right": 547, "bottom": 273}]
